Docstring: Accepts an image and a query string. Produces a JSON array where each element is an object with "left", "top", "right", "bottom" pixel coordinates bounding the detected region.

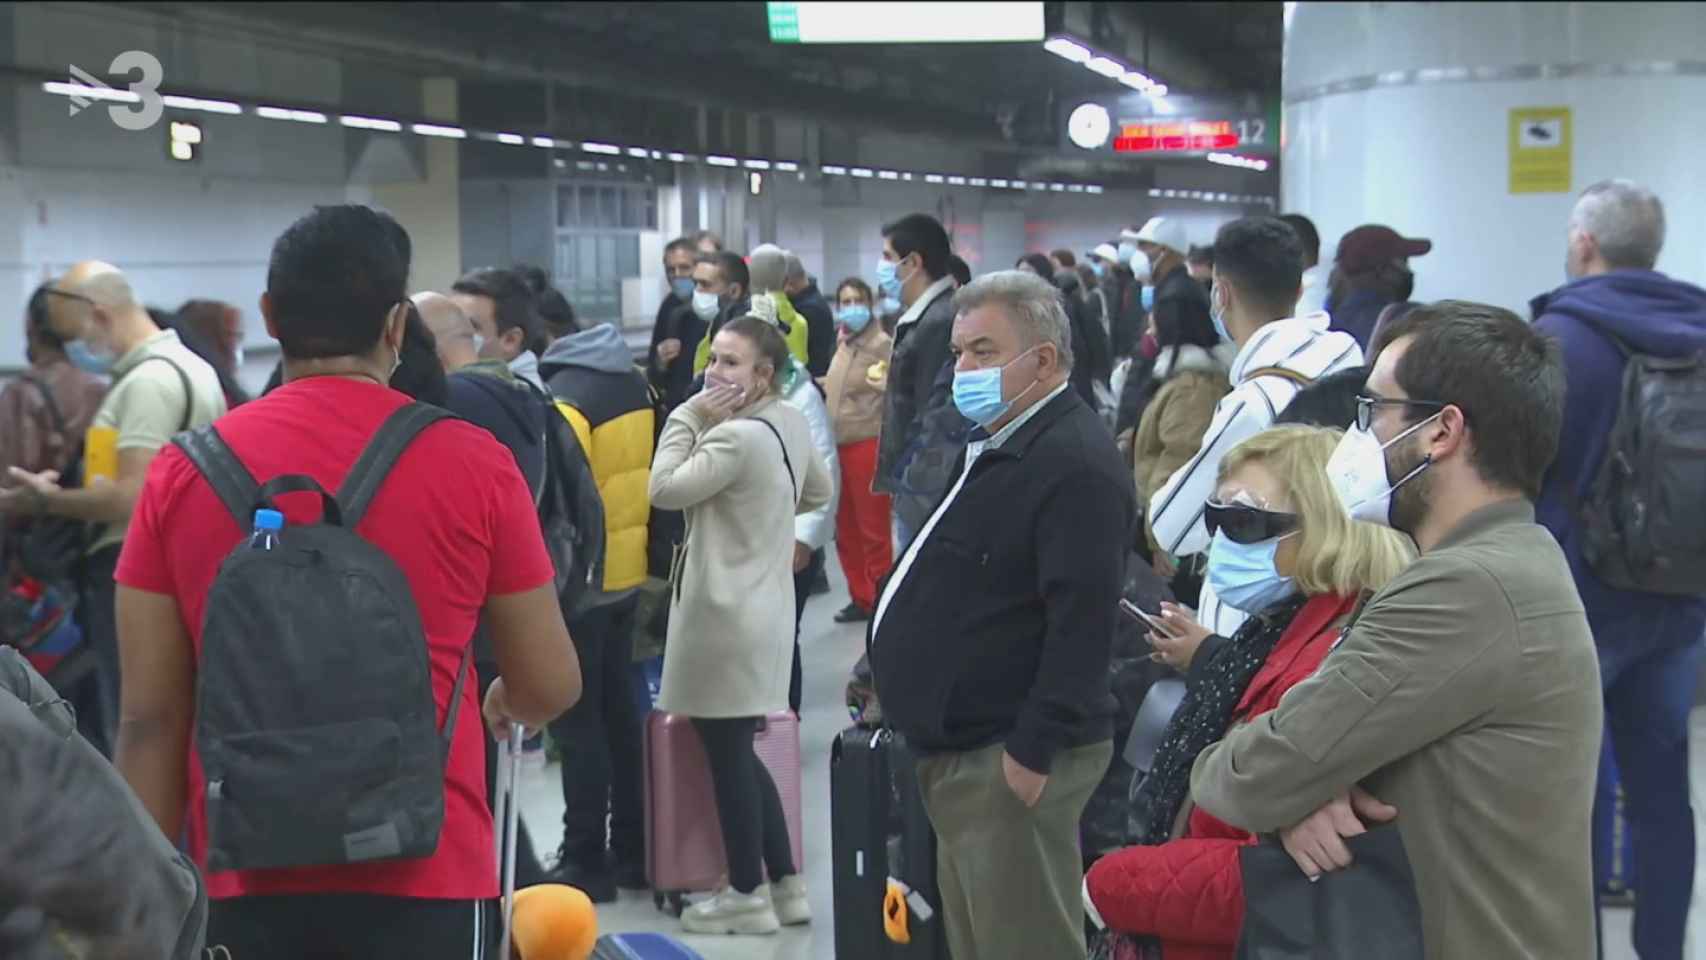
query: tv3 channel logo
[{"left": 65, "top": 50, "right": 164, "bottom": 132}]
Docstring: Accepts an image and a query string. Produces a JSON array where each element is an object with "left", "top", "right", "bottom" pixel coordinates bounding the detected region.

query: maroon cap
[{"left": 1335, "top": 225, "right": 1432, "bottom": 273}]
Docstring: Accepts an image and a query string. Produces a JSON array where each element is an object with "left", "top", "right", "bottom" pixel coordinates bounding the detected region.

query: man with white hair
[
  {"left": 1532, "top": 178, "right": 1706, "bottom": 960},
  {"left": 869, "top": 270, "right": 1135, "bottom": 960},
  {"left": 0, "top": 261, "right": 224, "bottom": 755}
]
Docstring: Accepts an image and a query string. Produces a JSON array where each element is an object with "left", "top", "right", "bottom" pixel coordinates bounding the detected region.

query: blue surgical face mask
[
  {"left": 1118, "top": 241, "right": 1138, "bottom": 263},
  {"left": 66, "top": 338, "right": 114, "bottom": 374},
  {"left": 669, "top": 276, "right": 696, "bottom": 300},
  {"left": 1210, "top": 287, "right": 1230, "bottom": 342},
  {"left": 875, "top": 258, "right": 901, "bottom": 299},
  {"left": 1207, "top": 530, "right": 1298, "bottom": 613},
  {"left": 838, "top": 305, "right": 872, "bottom": 333},
  {"left": 952, "top": 346, "right": 1039, "bottom": 426},
  {"left": 879, "top": 295, "right": 902, "bottom": 317},
  {"left": 1140, "top": 285, "right": 1155, "bottom": 312},
  {"left": 1089, "top": 261, "right": 1106, "bottom": 279}
]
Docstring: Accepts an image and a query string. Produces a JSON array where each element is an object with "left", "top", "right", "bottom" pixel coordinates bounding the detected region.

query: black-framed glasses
[
  {"left": 40, "top": 288, "right": 95, "bottom": 307},
  {"left": 1355, "top": 394, "right": 1448, "bottom": 432},
  {"left": 1204, "top": 500, "right": 1300, "bottom": 545}
]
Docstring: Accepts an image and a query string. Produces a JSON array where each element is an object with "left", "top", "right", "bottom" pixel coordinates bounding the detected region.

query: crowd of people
[{"left": 0, "top": 175, "right": 1701, "bottom": 960}]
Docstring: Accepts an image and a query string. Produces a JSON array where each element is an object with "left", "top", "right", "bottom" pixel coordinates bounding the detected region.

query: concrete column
[
  {"left": 372, "top": 77, "right": 461, "bottom": 291},
  {"left": 1283, "top": 1, "right": 1706, "bottom": 315}
]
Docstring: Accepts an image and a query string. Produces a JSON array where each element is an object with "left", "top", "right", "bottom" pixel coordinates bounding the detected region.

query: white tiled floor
[
  {"left": 516, "top": 558, "right": 860, "bottom": 960},
  {"left": 515, "top": 554, "right": 1643, "bottom": 960}
]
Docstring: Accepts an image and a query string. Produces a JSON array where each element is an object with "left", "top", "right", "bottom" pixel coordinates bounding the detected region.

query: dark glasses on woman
[{"left": 1204, "top": 500, "right": 1300, "bottom": 544}]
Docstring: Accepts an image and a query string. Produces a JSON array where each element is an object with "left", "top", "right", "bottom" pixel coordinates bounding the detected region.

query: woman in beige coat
[{"left": 648, "top": 314, "right": 832, "bottom": 936}]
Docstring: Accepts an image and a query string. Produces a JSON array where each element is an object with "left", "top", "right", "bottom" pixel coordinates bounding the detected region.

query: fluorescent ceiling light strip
[
  {"left": 878, "top": 170, "right": 899, "bottom": 180},
  {"left": 969, "top": 177, "right": 989, "bottom": 187},
  {"left": 1043, "top": 37, "right": 1091, "bottom": 63},
  {"left": 256, "top": 105, "right": 327, "bottom": 124},
  {"left": 411, "top": 122, "right": 465, "bottom": 139},
  {"left": 582, "top": 141, "right": 622, "bottom": 155},
  {"left": 340, "top": 115, "right": 402, "bottom": 132},
  {"left": 668, "top": 152, "right": 688, "bottom": 162},
  {"left": 496, "top": 133, "right": 525, "bottom": 145},
  {"left": 628, "top": 146, "right": 651, "bottom": 158},
  {"left": 531, "top": 136, "right": 557, "bottom": 148},
  {"left": 1049, "top": 183, "right": 1066, "bottom": 191},
  {"left": 1119, "top": 71, "right": 1154, "bottom": 90},
  {"left": 925, "top": 174, "right": 945, "bottom": 184},
  {"left": 162, "top": 95, "right": 242, "bottom": 114},
  {"left": 1085, "top": 56, "right": 1126, "bottom": 78},
  {"left": 745, "top": 158, "right": 772, "bottom": 169},
  {"left": 1068, "top": 184, "right": 1086, "bottom": 192},
  {"left": 1147, "top": 85, "right": 1170, "bottom": 98},
  {"left": 851, "top": 167, "right": 874, "bottom": 178},
  {"left": 946, "top": 175, "right": 967, "bottom": 185},
  {"left": 43, "top": 80, "right": 140, "bottom": 104},
  {"left": 776, "top": 161, "right": 800, "bottom": 172},
  {"left": 822, "top": 164, "right": 847, "bottom": 175},
  {"left": 1012, "top": 180, "right": 1028, "bottom": 189},
  {"left": 1086, "top": 185, "right": 1104, "bottom": 194},
  {"left": 901, "top": 172, "right": 913, "bottom": 180},
  {"left": 990, "top": 178, "right": 1009, "bottom": 188},
  {"left": 706, "top": 154, "right": 739, "bottom": 167}
]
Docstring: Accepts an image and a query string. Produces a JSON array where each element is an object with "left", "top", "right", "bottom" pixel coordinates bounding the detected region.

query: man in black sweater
[
  {"left": 869, "top": 270, "right": 1135, "bottom": 960},
  {"left": 783, "top": 251, "right": 836, "bottom": 377}
]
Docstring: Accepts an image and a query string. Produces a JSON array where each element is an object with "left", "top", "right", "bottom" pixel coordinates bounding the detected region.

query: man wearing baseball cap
[{"left": 1327, "top": 224, "right": 1431, "bottom": 350}]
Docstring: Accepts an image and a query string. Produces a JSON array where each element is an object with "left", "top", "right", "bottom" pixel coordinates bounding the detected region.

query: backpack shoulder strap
[
  {"left": 336, "top": 403, "right": 456, "bottom": 529},
  {"left": 172, "top": 425, "right": 261, "bottom": 527},
  {"left": 18, "top": 373, "right": 68, "bottom": 437},
  {"left": 752, "top": 414, "right": 797, "bottom": 500},
  {"left": 1244, "top": 365, "right": 1316, "bottom": 388}
]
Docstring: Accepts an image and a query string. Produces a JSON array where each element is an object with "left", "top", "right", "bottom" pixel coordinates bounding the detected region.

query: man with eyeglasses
[
  {"left": 0, "top": 263, "right": 225, "bottom": 755},
  {"left": 1191, "top": 301, "right": 1600, "bottom": 960}
]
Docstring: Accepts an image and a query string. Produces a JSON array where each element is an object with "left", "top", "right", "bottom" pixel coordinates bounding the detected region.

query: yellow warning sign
[{"left": 1509, "top": 107, "right": 1572, "bottom": 194}]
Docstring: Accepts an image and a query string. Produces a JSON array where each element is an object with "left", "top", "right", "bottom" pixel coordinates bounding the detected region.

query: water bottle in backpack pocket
[{"left": 173, "top": 403, "right": 473, "bottom": 873}]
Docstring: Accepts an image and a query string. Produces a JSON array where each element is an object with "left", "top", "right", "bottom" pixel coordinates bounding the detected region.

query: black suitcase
[{"left": 831, "top": 726, "right": 951, "bottom": 958}]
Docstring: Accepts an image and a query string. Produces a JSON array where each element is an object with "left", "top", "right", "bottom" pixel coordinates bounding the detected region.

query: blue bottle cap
[{"left": 253, "top": 508, "right": 285, "bottom": 531}]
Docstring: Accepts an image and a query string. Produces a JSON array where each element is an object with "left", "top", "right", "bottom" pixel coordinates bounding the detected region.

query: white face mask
[
  {"left": 1326, "top": 413, "right": 1442, "bottom": 527},
  {"left": 470, "top": 332, "right": 486, "bottom": 355},
  {"left": 691, "top": 289, "right": 721, "bottom": 321}
]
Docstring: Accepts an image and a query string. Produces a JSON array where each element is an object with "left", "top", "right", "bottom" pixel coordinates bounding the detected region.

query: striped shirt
[{"left": 1147, "top": 312, "right": 1363, "bottom": 635}]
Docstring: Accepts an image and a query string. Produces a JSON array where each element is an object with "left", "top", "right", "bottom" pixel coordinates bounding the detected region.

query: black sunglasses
[
  {"left": 1204, "top": 500, "right": 1300, "bottom": 545},
  {"left": 1355, "top": 394, "right": 1449, "bottom": 432}
]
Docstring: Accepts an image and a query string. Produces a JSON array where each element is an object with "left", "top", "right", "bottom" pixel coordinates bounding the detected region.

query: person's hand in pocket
[{"left": 1002, "top": 751, "right": 1048, "bottom": 808}]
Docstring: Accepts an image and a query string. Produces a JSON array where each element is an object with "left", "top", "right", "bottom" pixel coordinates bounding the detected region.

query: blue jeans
[{"left": 1594, "top": 614, "right": 1706, "bottom": 960}]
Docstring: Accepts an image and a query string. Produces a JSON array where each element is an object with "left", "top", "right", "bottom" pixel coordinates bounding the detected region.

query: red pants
[{"left": 834, "top": 437, "right": 892, "bottom": 611}]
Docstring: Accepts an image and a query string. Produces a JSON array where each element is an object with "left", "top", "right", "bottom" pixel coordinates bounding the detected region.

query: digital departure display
[{"left": 1113, "top": 121, "right": 1241, "bottom": 154}]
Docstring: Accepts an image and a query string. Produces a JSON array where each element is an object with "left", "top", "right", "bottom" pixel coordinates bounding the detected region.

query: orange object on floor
[{"left": 511, "top": 884, "right": 598, "bottom": 960}]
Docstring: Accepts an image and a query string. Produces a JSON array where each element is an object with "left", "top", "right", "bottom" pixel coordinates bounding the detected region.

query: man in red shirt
[{"left": 113, "top": 204, "right": 580, "bottom": 959}]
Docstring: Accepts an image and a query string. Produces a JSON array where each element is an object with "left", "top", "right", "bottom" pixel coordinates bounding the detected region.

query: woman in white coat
[{"left": 649, "top": 314, "right": 833, "bottom": 935}]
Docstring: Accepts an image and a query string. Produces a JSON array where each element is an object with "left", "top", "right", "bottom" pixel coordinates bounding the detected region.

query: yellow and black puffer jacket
[{"left": 539, "top": 325, "right": 656, "bottom": 595}]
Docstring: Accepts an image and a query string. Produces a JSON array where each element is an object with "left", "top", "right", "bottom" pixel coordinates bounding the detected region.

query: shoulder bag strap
[
  {"left": 119, "top": 355, "right": 197, "bottom": 433},
  {"left": 18, "top": 373, "right": 68, "bottom": 438},
  {"left": 1244, "top": 364, "right": 1316, "bottom": 388},
  {"left": 752, "top": 415, "right": 797, "bottom": 500}
]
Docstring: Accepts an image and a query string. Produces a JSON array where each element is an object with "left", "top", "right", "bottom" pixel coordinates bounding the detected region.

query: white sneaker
[
  {"left": 772, "top": 874, "right": 812, "bottom": 926},
  {"left": 680, "top": 885, "right": 780, "bottom": 935}
]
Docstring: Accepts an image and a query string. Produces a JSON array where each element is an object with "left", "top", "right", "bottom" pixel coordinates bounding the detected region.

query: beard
[{"left": 1385, "top": 436, "right": 1433, "bottom": 537}]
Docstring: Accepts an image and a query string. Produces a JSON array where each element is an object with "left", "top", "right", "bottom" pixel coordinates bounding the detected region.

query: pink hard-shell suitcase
[{"left": 643, "top": 710, "right": 803, "bottom": 915}]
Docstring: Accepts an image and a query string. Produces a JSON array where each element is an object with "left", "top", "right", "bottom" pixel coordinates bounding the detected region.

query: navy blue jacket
[{"left": 1532, "top": 269, "right": 1706, "bottom": 647}]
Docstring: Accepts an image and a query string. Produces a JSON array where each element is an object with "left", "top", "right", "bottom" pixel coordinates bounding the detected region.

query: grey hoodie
[{"left": 538, "top": 321, "right": 635, "bottom": 377}]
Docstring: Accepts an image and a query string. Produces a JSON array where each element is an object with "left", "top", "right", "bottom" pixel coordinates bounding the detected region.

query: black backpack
[
  {"left": 172, "top": 403, "right": 471, "bottom": 872},
  {"left": 1578, "top": 322, "right": 1706, "bottom": 596},
  {"left": 535, "top": 387, "right": 607, "bottom": 613},
  {"left": 458, "top": 375, "right": 605, "bottom": 612}
]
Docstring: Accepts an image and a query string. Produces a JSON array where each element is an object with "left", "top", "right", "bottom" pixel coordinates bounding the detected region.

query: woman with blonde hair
[
  {"left": 1084, "top": 425, "right": 1414, "bottom": 960},
  {"left": 649, "top": 314, "right": 832, "bottom": 936}
]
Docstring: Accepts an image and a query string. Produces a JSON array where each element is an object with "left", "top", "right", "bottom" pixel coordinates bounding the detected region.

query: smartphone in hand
[{"left": 1119, "top": 598, "right": 1179, "bottom": 637}]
